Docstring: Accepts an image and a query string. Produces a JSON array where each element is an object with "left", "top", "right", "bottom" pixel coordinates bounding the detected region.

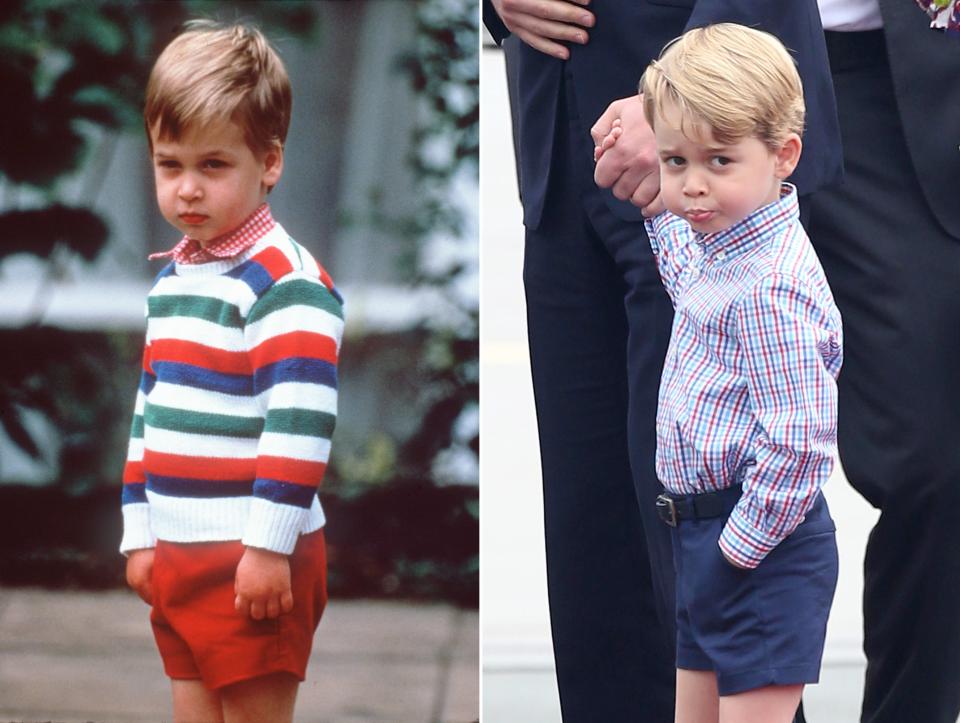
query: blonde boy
[
  {"left": 600, "top": 23, "right": 842, "bottom": 723},
  {"left": 121, "top": 21, "right": 343, "bottom": 722}
]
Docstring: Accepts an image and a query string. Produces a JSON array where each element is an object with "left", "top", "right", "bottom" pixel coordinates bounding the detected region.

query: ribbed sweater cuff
[
  {"left": 119, "top": 503, "right": 156, "bottom": 555},
  {"left": 241, "top": 498, "right": 307, "bottom": 554}
]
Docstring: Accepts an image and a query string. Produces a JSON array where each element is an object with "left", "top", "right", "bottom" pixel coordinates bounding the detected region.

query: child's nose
[
  {"left": 177, "top": 174, "right": 203, "bottom": 200},
  {"left": 682, "top": 171, "right": 708, "bottom": 196}
]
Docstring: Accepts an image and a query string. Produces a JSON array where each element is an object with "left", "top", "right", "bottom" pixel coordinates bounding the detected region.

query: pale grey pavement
[{"left": 0, "top": 588, "right": 478, "bottom": 722}]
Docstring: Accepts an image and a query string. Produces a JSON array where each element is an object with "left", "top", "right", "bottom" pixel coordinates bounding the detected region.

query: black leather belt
[{"left": 656, "top": 484, "right": 743, "bottom": 527}]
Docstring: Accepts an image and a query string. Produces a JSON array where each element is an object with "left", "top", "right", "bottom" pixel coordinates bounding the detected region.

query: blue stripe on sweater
[
  {"left": 153, "top": 262, "right": 176, "bottom": 283},
  {"left": 253, "top": 478, "right": 318, "bottom": 508},
  {"left": 226, "top": 259, "right": 274, "bottom": 296},
  {"left": 122, "top": 483, "right": 148, "bottom": 504},
  {"left": 139, "top": 371, "right": 157, "bottom": 396},
  {"left": 148, "top": 475, "right": 253, "bottom": 498},
  {"left": 145, "top": 476, "right": 316, "bottom": 508},
  {"left": 254, "top": 357, "right": 337, "bottom": 393},
  {"left": 153, "top": 361, "right": 253, "bottom": 396}
]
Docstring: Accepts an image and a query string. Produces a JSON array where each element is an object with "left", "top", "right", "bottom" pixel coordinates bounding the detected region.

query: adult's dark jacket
[
  {"left": 874, "top": 0, "right": 960, "bottom": 240},
  {"left": 484, "top": 0, "right": 844, "bottom": 229}
]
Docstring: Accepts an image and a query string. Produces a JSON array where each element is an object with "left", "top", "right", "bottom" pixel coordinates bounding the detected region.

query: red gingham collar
[{"left": 149, "top": 204, "right": 276, "bottom": 265}]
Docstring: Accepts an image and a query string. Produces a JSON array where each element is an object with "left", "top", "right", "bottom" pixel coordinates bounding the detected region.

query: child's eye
[
  {"left": 663, "top": 156, "right": 685, "bottom": 168},
  {"left": 203, "top": 159, "right": 227, "bottom": 170},
  {"left": 157, "top": 160, "right": 180, "bottom": 169},
  {"left": 710, "top": 156, "right": 732, "bottom": 167}
]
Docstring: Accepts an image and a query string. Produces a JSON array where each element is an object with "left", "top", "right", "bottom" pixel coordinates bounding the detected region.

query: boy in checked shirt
[{"left": 598, "top": 23, "right": 842, "bottom": 723}]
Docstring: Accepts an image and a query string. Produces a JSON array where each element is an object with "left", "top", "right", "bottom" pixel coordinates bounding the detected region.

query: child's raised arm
[{"left": 643, "top": 212, "right": 700, "bottom": 307}]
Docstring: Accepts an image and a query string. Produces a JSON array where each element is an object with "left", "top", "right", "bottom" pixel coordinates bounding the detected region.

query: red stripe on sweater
[
  {"left": 150, "top": 338, "right": 252, "bottom": 375},
  {"left": 249, "top": 331, "right": 338, "bottom": 370},
  {"left": 318, "top": 265, "right": 336, "bottom": 292},
  {"left": 123, "top": 461, "right": 145, "bottom": 484},
  {"left": 256, "top": 455, "right": 327, "bottom": 487},
  {"left": 144, "top": 450, "right": 257, "bottom": 480},
  {"left": 251, "top": 246, "right": 295, "bottom": 281}
]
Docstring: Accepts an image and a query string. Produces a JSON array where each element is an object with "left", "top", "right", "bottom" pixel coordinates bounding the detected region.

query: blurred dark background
[{"left": 0, "top": 0, "right": 478, "bottom": 607}]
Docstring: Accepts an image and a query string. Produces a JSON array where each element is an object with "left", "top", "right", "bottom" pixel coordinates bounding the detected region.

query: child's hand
[
  {"left": 234, "top": 546, "right": 294, "bottom": 620},
  {"left": 126, "top": 548, "right": 156, "bottom": 605},
  {"left": 593, "top": 118, "right": 622, "bottom": 162}
]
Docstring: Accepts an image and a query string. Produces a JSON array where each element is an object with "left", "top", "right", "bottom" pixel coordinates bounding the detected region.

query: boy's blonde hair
[
  {"left": 641, "top": 23, "right": 805, "bottom": 150},
  {"left": 144, "top": 20, "right": 291, "bottom": 154}
]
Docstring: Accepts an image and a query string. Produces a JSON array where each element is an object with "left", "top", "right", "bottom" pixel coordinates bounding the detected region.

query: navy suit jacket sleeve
[{"left": 484, "top": 0, "right": 510, "bottom": 45}]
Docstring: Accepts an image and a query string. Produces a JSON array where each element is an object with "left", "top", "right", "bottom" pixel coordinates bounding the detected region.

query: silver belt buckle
[{"left": 656, "top": 494, "right": 678, "bottom": 527}]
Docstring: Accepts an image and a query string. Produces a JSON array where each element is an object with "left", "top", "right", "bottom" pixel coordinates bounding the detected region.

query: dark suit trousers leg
[
  {"left": 522, "top": 75, "right": 676, "bottom": 722},
  {"left": 808, "top": 31, "right": 960, "bottom": 723}
]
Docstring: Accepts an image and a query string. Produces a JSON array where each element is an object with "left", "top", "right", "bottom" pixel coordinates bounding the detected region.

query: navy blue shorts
[{"left": 670, "top": 492, "right": 839, "bottom": 696}]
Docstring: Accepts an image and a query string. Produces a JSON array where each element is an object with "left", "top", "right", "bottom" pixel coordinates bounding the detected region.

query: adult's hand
[
  {"left": 491, "top": 0, "right": 594, "bottom": 60},
  {"left": 592, "top": 95, "right": 662, "bottom": 211}
]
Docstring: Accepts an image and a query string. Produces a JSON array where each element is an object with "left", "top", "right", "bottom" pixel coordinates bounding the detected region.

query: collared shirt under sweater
[{"left": 645, "top": 184, "right": 842, "bottom": 568}]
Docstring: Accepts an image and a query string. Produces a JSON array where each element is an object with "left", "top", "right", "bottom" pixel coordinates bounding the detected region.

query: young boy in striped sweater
[{"left": 120, "top": 21, "right": 343, "bottom": 722}]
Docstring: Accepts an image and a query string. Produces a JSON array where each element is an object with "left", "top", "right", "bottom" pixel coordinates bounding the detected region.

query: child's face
[
  {"left": 654, "top": 102, "right": 800, "bottom": 234},
  {"left": 151, "top": 119, "right": 282, "bottom": 244}
]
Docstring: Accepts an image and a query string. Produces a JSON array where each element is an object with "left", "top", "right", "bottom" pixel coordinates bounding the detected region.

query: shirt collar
[
  {"left": 695, "top": 184, "right": 798, "bottom": 263},
  {"left": 148, "top": 203, "right": 275, "bottom": 265}
]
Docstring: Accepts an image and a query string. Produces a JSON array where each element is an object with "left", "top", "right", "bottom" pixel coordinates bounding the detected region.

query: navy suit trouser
[
  {"left": 809, "top": 30, "right": 960, "bottom": 723},
  {"left": 522, "top": 72, "right": 677, "bottom": 722}
]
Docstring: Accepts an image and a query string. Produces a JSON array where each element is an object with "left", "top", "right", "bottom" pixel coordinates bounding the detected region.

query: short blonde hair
[
  {"left": 641, "top": 23, "right": 805, "bottom": 150},
  {"left": 144, "top": 20, "right": 291, "bottom": 154}
]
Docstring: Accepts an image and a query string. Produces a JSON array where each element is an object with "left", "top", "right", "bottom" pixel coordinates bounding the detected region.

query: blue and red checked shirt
[{"left": 645, "top": 184, "right": 842, "bottom": 569}]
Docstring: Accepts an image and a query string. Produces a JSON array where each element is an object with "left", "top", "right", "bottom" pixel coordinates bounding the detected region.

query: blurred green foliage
[
  {"left": 391, "top": 0, "right": 479, "bottom": 488},
  {"left": 0, "top": 0, "right": 322, "bottom": 460}
]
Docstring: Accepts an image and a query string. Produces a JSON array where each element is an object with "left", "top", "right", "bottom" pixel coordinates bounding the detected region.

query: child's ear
[
  {"left": 261, "top": 143, "right": 284, "bottom": 189},
  {"left": 774, "top": 133, "right": 802, "bottom": 179}
]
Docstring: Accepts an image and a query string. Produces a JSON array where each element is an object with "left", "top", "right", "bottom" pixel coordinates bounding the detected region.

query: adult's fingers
[
  {"left": 641, "top": 192, "right": 666, "bottom": 218},
  {"left": 499, "top": 0, "right": 594, "bottom": 28},
  {"left": 610, "top": 163, "right": 648, "bottom": 201},
  {"left": 513, "top": 28, "right": 574, "bottom": 59},
  {"left": 630, "top": 172, "right": 661, "bottom": 211}
]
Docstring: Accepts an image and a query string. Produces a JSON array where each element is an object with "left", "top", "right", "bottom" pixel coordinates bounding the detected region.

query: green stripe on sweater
[
  {"left": 148, "top": 295, "right": 243, "bottom": 328},
  {"left": 264, "top": 408, "right": 336, "bottom": 438},
  {"left": 130, "top": 415, "right": 144, "bottom": 439},
  {"left": 247, "top": 278, "right": 343, "bottom": 325},
  {"left": 145, "top": 403, "right": 263, "bottom": 438}
]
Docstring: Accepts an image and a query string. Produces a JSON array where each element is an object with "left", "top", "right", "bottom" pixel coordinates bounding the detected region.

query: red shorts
[{"left": 150, "top": 530, "right": 327, "bottom": 690}]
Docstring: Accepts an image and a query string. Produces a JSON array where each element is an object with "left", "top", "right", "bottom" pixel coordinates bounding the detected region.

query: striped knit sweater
[{"left": 120, "top": 224, "right": 344, "bottom": 556}]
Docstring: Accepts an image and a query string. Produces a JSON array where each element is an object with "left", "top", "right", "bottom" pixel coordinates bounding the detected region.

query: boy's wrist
[{"left": 242, "top": 545, "right": 289, "bottom": 560}]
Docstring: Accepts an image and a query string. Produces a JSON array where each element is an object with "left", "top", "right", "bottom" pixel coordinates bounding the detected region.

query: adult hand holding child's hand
[
  {"left": 592, "top": 99, "right": 665, "bottom": 217},
  {"left": 235, "top": 546, "right": 294, "bottom": 620},
  {"left": 592, "top": 94, "right": 663, "bottom": 215}
]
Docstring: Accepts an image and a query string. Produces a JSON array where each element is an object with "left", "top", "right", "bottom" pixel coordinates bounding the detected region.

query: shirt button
[{"left": 715, "top": 251, "right": 726, "bottom": 262}]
